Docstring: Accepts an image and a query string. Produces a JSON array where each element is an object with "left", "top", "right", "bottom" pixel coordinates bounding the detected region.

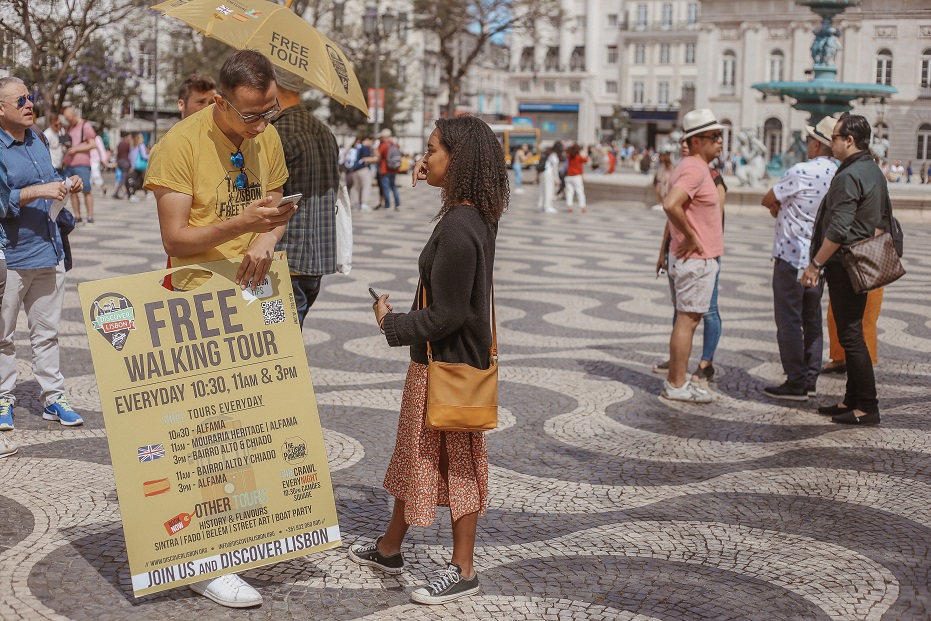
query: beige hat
[
  {"left": 681, "top": 108, "right": 726, "bottom": 140},
  {"left": 805, "top": 116, "right": 837, "bottom": 148},
  {"left": 377, "top": 128, "right": 392, "bottom": 139},
  {"left": 273, "top": 67, "right": 308, "bottom": 94}
]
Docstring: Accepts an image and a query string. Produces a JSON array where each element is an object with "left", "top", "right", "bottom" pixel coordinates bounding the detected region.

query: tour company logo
[
  {"left": 90, "top": 293, "right": 137, "bottom": 351},
  {"left": 326, "top": 44, "right": 350, "bottom": 93}
]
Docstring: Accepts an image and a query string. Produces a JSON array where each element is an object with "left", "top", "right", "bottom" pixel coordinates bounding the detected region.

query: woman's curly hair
[{"left": 433, "top": 116, "right": 509, "bottom": 227}]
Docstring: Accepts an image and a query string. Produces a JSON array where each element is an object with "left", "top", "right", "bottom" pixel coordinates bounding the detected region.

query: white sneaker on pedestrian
[
  {"left": 189, "top": 574, "right": 263, "bottom": 608},
  {"left": 360, "top": 204, "right": 372, "bottom": 211},
  {"left": 514, "top": 187, "right": 525, "bottom": 194},
  {"left": 661, "top": 380, "right": 713, "bottom": 403},
  {"left": 0, "top": 433, "right": 17, "bottom": 458},
  {"left": 543, "top": 207, "right": 558, "bottom": 213}
]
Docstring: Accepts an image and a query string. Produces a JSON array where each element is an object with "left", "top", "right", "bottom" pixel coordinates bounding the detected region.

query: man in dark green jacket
[{"left": 803, "top": 113, "right": 890, "bottom": 426}]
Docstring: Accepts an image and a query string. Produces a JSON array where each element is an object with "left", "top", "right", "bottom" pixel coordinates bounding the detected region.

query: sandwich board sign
[{"left": 78, "top": 256, "right": 339, "bottom": 596}]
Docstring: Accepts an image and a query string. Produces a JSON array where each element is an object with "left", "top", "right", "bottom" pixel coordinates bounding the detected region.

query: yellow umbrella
[{"left": 152, "top": 0, "right": 368, "bottom": 115}]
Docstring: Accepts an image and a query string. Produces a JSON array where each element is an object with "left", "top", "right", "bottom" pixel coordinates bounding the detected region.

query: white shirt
[
  {"left": 772, "top": 155, "right": 838, "bottom": 269},
  {"left": 43, "top": 127, "right": 64, "bottom": 169},
  {"left": 544, "top": 151, "right": 559, "bottom": 174}
]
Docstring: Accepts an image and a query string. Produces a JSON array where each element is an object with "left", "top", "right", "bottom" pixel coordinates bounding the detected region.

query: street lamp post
[{"left": 363, "top": 6, "right": 395, "bottom": 136}]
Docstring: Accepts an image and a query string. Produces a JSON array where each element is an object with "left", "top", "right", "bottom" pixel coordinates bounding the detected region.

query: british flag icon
[{"left": 137, "top": 444, "right": 165, "bottom": 462}]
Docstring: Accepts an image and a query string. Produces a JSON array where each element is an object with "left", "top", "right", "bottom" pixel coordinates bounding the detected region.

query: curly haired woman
[{"left": 348, "top": 116, "right": 507, "bottom": 605}]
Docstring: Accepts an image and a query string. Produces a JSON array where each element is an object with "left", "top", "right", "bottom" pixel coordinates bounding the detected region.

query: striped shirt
[{"left": 271, "top": 106, "right": 340, "bottom": 276}]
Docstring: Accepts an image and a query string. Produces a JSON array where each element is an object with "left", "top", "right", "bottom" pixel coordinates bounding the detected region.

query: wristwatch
[{"left": 812, "top": 259, "right": 824, "bottom": 271}]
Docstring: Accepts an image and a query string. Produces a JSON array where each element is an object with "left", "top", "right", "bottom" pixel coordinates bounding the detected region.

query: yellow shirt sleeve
[{"left": 144, "top": 132, "right": 195, "bottom": 195}]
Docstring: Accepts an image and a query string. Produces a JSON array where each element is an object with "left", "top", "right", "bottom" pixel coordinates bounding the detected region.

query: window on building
[
  {"left": 606, "top": 80, "right": 618, "bottom": 94},
  {"left": 607, "top": 14, "right": 618, "bottom": 27},
  {"left": 519, "top": 47, "right": 535, "bottom": 71},
  {"left": 570, "top": 46, "right": 585, "bottom": 71},
  {"left": 687, "top": 2, "right": 698, "bottom": 25},
  {"left": 633, "top": 81, "right": 645, "bottom": 104},
  {"left": 634, "top": 44, "right": 646, "bottom": 64},
  {"left": 138, "top": 41, "right": 155, "bottom": 79},
  {"left": 685, "top": 43, "right": 696, "bottom": 64},
  {"left": 920, "top": 49, "right": 931, "bottom": 91},
  {"left": 543, "top": 79, "right": 556, "bottom": 93},
  {"left": 721, "top": 50, "right": 736, "bottom": 90},
  {"left": 659, "top": 44, "right": 670, "bottom": 64},
  {"left": 769, "top": 50, "right": 785, "bottom": 82},
  {"left": 519, "top": 79, "right": 530, "bottom": 92},
  {"left": 636, "top": 4, "right": 648, "bottom": 29},
  {"left": 607, "top": 45, "right": 618, "bottom": 65},
  {"left": 658, "top": 81, "right": 670, "bottom": 104},
  {"left": 764, "top": 117, "right": 783, "bottom": 157},
  {"left": 876, "top": 49, "right": 892, "bottom": 86},
  {"left": 721, "top": 119, "right": 733, "bottom": 155},
  {"left": 577, "top": 15, "right": 587, "bottom": 29},
  {"left": 0, "top": 32, "right": 17, "bottom": 66},
  {"left": 917, "top": 123, "right": 931, "bottom": 159},
  {"left": 569, "top": 80, "right": 581, "bottom": 93},
  {"left": 662, "top": 3, "right": 673, "bottom": 29},
  {"left": 545, "top": 46, "right": 560, "bottom": 71}
]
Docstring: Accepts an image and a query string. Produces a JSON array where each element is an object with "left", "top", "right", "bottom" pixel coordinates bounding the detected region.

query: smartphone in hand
[
  {"left": 280, "top": 193, "right": 302, "bottom": 208},
  {"left": 368, "top": 287, "right": 380, "bottom": 301}
]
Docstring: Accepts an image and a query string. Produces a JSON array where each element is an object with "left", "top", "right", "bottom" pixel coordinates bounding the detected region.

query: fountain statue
[
  {"left": 734, "top": 132, "right": 770, "bottom": 187},
  {"left": 752, "top": 0, "right": 897, "bottom": 121}
]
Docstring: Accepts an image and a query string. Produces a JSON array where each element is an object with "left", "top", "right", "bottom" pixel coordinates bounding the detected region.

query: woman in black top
[{"left": 348, "top": 116, "right": 508, "bottom": 605}]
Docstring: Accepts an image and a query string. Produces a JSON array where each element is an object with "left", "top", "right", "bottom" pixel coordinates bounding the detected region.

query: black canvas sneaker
[
  {"left": 411, "top": 563, "right": 479, "bottom": 605},
  {"left": 348, "top": 536, "right": 405, "bottom": 574},
  {"left": 762, "top": 382, "right": 809, "bottom": 401}
]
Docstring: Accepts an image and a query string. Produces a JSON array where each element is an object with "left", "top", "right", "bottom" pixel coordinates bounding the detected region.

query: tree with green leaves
[
  {"left": 411, "top": 0, "right": 562, "bottom": 114},
  {"left": 0, "top": 0, "right": 147, "bottom": 120}
]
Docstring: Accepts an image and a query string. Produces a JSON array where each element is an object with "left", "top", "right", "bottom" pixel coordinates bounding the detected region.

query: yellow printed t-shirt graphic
[{"left": 144, "top": 104, "right": 289, "bottom": 290}]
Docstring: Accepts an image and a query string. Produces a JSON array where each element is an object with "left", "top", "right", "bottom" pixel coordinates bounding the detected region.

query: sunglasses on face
[
  {"left": 699, "top": 132, "right": 724, "bottom": 142},
  {"left": 222, "top": 95, "right": 280, "bottom": 124},
  {"left": 8, "top": 93, "right": 35, "bottom": 108},
  {"left": 231, "top": 150, "right": 248, "bottom": 189}
]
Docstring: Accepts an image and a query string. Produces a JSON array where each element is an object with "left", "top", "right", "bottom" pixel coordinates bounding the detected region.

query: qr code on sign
[{"left": 261, "top": 299, "right": 286, "bottom": 325}]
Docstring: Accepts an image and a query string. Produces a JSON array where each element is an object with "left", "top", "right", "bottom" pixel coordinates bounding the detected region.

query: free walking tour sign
[{"left": 78, "top": 256, "right": 340, "bottom": 596}]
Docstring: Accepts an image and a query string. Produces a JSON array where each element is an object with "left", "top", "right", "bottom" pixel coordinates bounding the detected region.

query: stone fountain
[{"left": 752, "top": 0, "right": 897, "bottom": 120}]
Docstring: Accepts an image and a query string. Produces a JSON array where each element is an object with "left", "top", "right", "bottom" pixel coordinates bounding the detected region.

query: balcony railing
[
  {"left": 719, "top": 84, "right": 736, "bottom": 96},
  {"left": 621, "top": 20, "right": 697, "bottom": 32},
  {"left": 920, "top": 86, "right": 931, "bottom": 99}
]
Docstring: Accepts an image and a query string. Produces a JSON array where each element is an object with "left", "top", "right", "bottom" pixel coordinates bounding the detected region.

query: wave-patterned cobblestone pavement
[{"left": 1, "top": 187, "right": 930, "bottom": 620}]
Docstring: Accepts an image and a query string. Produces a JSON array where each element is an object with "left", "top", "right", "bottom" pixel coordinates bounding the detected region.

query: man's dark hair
[
  {"left": 837, "top": 113, "right": 871, "bottom": 151},
  {"left": 178, "top": 74, "right": 216, "bottom": 103},
  {"left": 217, "top": 50, "right": 275, "bottom": 98},
  {"left": 433, "top": 115, "right": 509, "bottom": 227}
]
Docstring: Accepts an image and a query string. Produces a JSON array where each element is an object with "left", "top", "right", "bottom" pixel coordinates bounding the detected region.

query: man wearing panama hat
[
  {"left": 760, "top": 116, "right": 838, "bottom": 401},
  {"left": 660, "top": 108, "right": 726, "bottom": 403}
]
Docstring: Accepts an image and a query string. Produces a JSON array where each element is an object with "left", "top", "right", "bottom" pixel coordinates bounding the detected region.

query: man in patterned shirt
[
  {"left": 760, "top": 116, "right": 838, "bottom": 401},
  {"left": 270, "top": 67, "right": 340, "bottom": 327}
]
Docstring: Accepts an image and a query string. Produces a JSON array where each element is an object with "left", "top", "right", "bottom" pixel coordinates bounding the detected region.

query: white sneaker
[
  {"left": 513, "top": 188, "right": 525, "bottom": 194},
  {"left": 543, "top": 207, "right": 558, "bottom": 213},
  {"left": 0, "top": 434, "right": 17, "bottom": 458},
  {"left": 189, "top": 574, "right": 263, "bottom": 608},
  {"left": 360, "top": 204, "right": 372, "bottom": 211},
  {"left": 661, "top": 380, "right": 713, "bottom": 403}
]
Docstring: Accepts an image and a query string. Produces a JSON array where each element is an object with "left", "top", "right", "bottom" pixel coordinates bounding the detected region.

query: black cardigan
[{"left": 382, "top": 205, "right": 497, "bottom": 368}]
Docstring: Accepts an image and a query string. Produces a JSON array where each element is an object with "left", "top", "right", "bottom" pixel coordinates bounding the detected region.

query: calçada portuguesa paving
[{"left": 1, "top": 182, "right": 930, "bottom": 621}]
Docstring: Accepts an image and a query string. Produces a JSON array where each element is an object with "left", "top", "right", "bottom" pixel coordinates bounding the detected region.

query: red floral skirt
[{"left": 383, "top": 361, "right": 489, "bottom": 526}]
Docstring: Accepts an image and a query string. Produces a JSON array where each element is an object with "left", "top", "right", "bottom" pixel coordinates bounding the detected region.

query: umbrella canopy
[{"left": 152, "top": 0, "right": 368, "bottom": 115}]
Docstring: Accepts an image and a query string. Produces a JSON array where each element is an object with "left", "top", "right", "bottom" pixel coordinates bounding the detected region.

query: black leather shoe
[
  {"left": 817, "top": 403, "right": 855, "bottom": 416},
  {"left": 832, "top": 411, "right": 880, "bottom": 425}
]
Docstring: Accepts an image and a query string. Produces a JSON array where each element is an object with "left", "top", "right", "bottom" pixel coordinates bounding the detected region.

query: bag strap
[{"left": 422, "top": 279, "right": 497, "bottom": 362}]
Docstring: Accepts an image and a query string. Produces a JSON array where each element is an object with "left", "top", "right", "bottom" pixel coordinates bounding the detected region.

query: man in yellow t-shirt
[
  {"left": 145, "top": 50, "right": 295, "bottom": 293},
  {"left": 143, "top": 50, "right": 295, "bottom": 608}
]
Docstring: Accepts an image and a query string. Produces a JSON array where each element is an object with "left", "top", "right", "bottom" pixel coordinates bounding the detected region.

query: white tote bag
[{"left": 335, "top": 182, "right": 353, "bottom": 275}]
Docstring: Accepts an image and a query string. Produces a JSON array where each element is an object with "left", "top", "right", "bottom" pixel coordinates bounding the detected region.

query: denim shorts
[
  {"left": 63, "top": 165, "right": 91, "bottom": 193},
  {"left": 669, "top": 256, "right": 719, "bottom": 314}
]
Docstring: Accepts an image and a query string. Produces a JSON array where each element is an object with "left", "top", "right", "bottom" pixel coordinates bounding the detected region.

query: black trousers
[
  {"left": 772, "top": 258, "right": 823, "bottom": 387},
  {"left": 824, "top": 262, "right": 879, "bottom": 414}
]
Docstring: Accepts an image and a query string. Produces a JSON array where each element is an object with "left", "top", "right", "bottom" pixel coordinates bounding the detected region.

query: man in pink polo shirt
[
  {"left": 661, "top": 108, "right": 725, "bottom": 403},
  {"left": 61, "top": 105, "right": 98, "bottom": 224}
]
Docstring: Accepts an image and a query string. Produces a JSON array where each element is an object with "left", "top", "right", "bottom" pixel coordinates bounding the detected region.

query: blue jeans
[
  {"left": 292, "top": 274, "right": 322, "bottom": 328},
  {"left": 379, "top": 173, "right": 399, "bottom": 208},
  {"left": 772, "top": 258, "right": 823, "bottom": 387},
  {"left": 669, "top": 255, "right": 722, "bottom": 363},
  {"left": 513, "top": 163, "right": 523, "bottom": 188}
]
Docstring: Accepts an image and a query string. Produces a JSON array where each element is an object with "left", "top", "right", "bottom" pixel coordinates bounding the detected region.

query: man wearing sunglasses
[
  {"left": 146, "top": 50, "right": 294, "bottom": 296},
  {"left": 0, "top": 77, "right": 86, "bottom": 432},
  {"left": 659, "top": 108, "right": 726, "bottom": 404},
  {"left": 144, "top": 51, "right": 294, "bottom": 608}
]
